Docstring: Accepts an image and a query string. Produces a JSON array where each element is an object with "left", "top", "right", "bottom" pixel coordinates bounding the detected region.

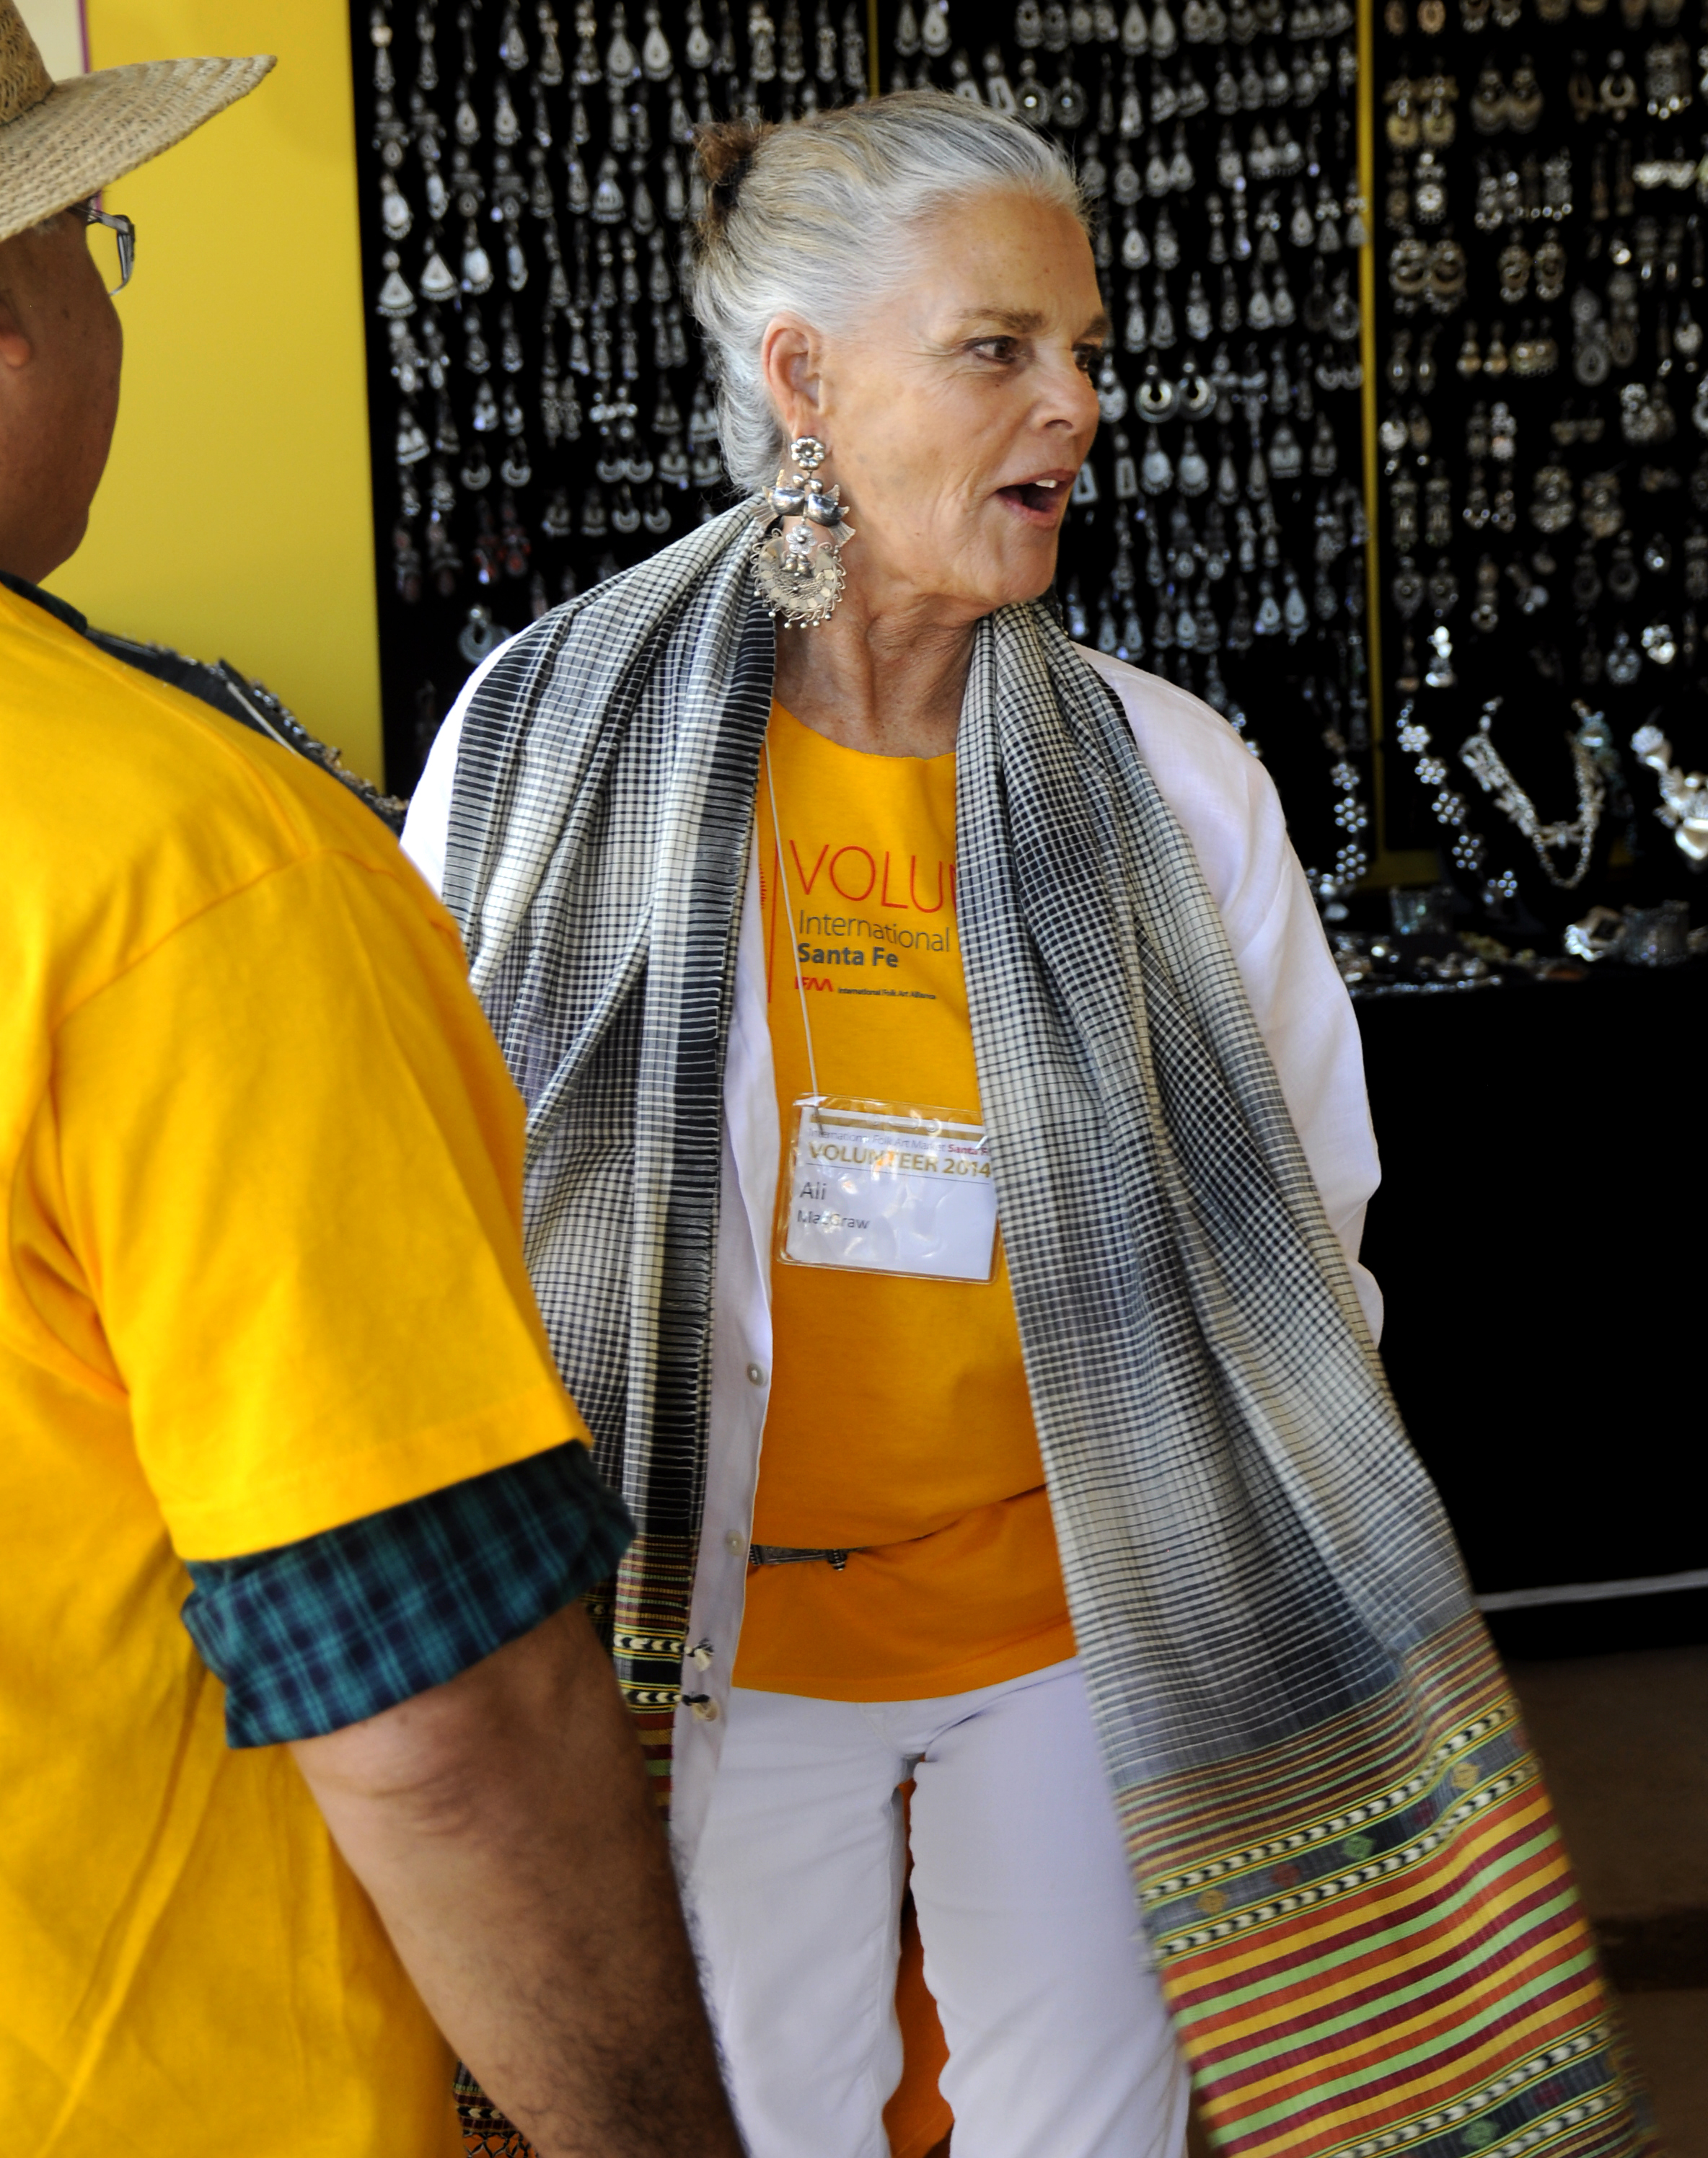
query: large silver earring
[{"left": 749, "top": 436, "right": 855, "bottom": 627}]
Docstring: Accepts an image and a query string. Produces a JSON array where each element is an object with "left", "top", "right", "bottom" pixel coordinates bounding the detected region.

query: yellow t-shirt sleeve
[{"left": 39, "top": 847, "right": 584, "bottom": 1559}]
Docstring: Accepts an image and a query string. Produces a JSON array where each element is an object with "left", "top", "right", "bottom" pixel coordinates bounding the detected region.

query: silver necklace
[{"left": 1457, "top": 697, "right": 1604, "bottom": 891}]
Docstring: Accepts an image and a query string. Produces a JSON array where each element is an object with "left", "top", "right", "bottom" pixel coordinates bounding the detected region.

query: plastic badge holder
[{"left": 776, "top": 1096, "right": 999, "bottom": 1283}]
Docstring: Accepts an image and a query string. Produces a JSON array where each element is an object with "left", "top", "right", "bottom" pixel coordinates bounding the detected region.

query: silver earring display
[{"left": 750, "top": 435, "right": 855, "bottom": 627}]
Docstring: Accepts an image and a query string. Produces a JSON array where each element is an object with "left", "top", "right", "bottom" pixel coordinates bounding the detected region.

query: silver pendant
[
  {"left": 749, "top": 436, "right": 855, "bottom": 628},
  {"left": 750, "top": 522, "right": 848, "bottom": 627}
]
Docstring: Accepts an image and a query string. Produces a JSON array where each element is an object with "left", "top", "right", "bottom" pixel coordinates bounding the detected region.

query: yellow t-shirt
[
  {"left": 735, "top": 702, "right": 1075, "bottom": 1701},
  {"left": 0, "top": 586, "right": 586, "bottom": 2152}
]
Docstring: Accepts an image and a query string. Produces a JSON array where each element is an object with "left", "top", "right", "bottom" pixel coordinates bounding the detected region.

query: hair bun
[{"left": 694, "top": 118, "right": 771, "bottom": 242}]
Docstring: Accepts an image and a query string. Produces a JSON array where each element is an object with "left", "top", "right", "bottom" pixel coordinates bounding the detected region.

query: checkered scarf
[
  {"left": 444, "top": 509, "right": 1646, "bottom": 2156},
  {"left": 445, "top": 503, "right": 1470, "bottom": 1775}
]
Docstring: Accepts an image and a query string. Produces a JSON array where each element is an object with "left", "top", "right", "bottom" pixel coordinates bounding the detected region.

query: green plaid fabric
[{"left": 182, "top": 1443, "right": 633, "bottom": 1748}]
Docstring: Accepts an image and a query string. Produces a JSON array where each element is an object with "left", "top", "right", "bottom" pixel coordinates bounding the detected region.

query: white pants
[{"left": 686, "top": 1657, "right": 1189, "bottom": 2158}]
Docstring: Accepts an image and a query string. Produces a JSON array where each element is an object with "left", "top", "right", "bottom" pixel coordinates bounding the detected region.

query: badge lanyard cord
[{"left": 763, "top": 741, "right": 823, "bottom": 1105}]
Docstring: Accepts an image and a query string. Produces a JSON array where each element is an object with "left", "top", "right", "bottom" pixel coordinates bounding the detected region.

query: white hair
[{"left": 689, "top": 90, "right": 1086, "bottom": 495}]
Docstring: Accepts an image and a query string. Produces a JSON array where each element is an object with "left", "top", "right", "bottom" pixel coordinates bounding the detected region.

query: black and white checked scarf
[{"left": 442, "top": 504, "right": 1475, "bottom": 1790}]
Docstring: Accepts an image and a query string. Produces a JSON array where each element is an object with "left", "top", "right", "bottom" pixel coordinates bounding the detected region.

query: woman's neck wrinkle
[{"left": 772, "top": 603, "right": 976, "bottom": 759}]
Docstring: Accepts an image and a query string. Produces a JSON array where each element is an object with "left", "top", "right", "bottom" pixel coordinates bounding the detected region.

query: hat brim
[{"left": 0, "top": 53, "right": 275, "bottom": 247}]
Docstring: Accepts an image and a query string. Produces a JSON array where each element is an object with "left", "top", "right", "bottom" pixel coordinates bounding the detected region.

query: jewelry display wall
[
  {"left": 1374, "top": 0, "right": 1708, "bottom": 931},
  {"left": 353, "top": 0, "right": 873, "bottom": 785},
  {"left": 352, "top": 0, "right": 1378, "bottom": 894},
  {"left": 892, "top": 0, "right": 1379, "bottom": 902},
  {"left": 351, "top": 0, "right": 1708, "bottom": 935}
]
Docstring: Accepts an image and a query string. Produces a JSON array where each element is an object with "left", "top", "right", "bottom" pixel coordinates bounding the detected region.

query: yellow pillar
[{"left": 42, "top": 1, "right": 385, "bottom": 784}]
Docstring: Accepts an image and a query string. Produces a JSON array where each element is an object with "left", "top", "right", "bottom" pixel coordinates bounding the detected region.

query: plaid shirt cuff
[{"left": 181, "top": 1443, "right": 634, "bottom": 1748}]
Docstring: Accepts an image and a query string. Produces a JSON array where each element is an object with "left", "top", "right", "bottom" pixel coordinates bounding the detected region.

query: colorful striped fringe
[
  {"left": 1127, "top": 1616, "right": 1658, "bottom": 2157},
  {"left": 610, "top": 1530, "right": 698, "bottom": 1814},
  {"left": 453, "top": 2063, "right": 532, "bottom": 2156}
]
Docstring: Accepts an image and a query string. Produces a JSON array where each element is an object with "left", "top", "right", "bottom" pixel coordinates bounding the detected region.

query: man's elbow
[{"left": 291, "top": 1606, "right": 587, "bottom": 1836}]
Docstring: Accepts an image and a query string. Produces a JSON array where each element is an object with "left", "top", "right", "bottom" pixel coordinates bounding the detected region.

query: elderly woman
[{"left": 405, "top": 90, "right": 1637, "bottom": 2158}]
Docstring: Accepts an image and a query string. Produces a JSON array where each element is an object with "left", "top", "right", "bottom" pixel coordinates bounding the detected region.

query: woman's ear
[{"left": 758, "top": 315, "right": 824, "bottom": 442}]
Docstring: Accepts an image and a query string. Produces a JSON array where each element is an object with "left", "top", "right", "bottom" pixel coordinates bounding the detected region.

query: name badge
[{"left": 777, "top": 1097, "right": 999, "bottom": 1283}]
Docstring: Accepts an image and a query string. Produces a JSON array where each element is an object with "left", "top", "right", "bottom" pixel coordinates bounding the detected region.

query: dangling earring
[{"left": 749, "top": 435, "right": 855, "bottom": 627}]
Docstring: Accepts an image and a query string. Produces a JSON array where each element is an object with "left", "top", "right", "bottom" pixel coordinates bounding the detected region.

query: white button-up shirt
[{"left": 403, "top": 647, "right": 1382, "bottom": 1864}]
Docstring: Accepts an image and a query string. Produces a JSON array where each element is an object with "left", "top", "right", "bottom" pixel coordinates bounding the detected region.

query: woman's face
[{"left": 767, "top": 188, "right": 1107, "bottom": 622}]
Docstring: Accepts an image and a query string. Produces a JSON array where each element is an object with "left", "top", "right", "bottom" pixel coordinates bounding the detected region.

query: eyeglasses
[{"left": 82, "top": 199, "right": 136, "bottom": 296}]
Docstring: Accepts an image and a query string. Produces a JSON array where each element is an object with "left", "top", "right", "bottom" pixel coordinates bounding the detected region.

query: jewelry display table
[{"left": 1357, "top": 959, "right": 1707, "bottom": 1656}]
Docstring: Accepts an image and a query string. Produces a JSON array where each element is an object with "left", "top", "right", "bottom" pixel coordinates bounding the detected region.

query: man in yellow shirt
[{"left": 0, "top": 13, "right": 741, "bottom": 2154}]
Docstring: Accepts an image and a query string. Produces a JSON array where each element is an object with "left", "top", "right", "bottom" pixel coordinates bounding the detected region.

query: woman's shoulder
[{"left": 1070, "top": 646, "right": 1280, "bottom": 846}]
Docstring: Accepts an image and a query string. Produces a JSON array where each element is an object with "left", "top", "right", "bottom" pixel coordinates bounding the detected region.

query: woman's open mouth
[{"left": 996, "top": 472, "right": 1076, "bottom": 524}]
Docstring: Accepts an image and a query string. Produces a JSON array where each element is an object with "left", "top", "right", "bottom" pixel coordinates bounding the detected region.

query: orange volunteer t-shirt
[{"left": 734, "top": 701, "right": 1075, "bottom": 1701}]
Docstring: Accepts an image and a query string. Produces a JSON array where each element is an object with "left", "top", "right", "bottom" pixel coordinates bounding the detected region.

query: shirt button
[
  {"left": 691, "top": 1698, "right": 721, "bottom": 1722},
  {"left": 725, "top": 1531, "right": 745, "bottom": 1555},
  {"left": 745, "top": 1362, "right": 767, "bottom": 1386}
]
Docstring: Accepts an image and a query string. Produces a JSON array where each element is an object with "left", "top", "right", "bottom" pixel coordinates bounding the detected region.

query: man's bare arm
[{"left": 291, "top": 1603, "right": 743, "bottom": 2158}]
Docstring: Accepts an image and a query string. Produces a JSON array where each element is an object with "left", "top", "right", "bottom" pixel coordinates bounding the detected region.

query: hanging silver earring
[{"left": 749, "top": 436, "right": 855, "bottom": 627}]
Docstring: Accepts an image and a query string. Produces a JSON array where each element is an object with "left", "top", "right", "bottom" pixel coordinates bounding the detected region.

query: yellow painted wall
[
  {"left": 42, "top": 1, "right": 385, "bottom": 783},
  {"left": 16, "top": 0, "right": 85, "bottom": 76}
]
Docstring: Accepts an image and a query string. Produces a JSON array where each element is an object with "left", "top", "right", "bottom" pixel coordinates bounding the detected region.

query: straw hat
[{"left": 0, "top": 0, "right": 273, "bottom": 246}]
